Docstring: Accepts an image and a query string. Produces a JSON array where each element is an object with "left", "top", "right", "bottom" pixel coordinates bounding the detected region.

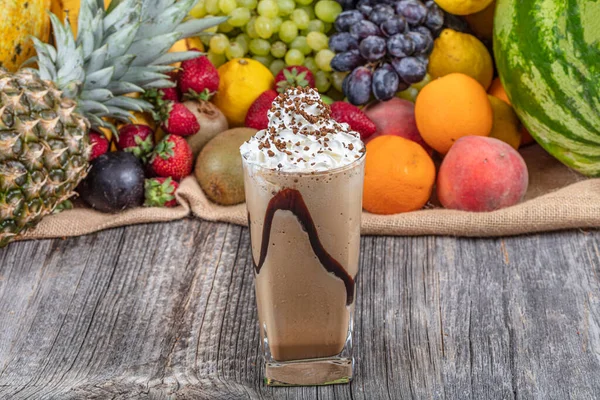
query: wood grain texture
[{"left": 1, "top": 220, "right": 599, "bottom": 399}]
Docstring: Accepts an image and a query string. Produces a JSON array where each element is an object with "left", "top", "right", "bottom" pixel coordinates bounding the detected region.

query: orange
[
  {"left": 415, "top": 73, "right": 493, "bottom": 154},
  {"left": 488, "top": 77, "right": 510, "bottom": 104},
  {"left": 363, "top": 136, "right": 436, "bottom": 215}
]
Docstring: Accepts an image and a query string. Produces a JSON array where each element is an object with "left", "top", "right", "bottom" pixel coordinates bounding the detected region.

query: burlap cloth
[{"left": 20, "top": 145, "right": 600, "bottom": 240}]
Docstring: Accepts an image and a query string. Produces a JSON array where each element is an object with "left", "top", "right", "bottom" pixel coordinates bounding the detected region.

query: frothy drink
[{"left": 241, "top": 87, "right": 365, "bottom": 386}]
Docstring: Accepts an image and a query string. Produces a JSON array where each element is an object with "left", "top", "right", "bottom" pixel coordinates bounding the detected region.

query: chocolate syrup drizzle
[{"left": 248, "top": 188, "right": 355, "bottom": 305}]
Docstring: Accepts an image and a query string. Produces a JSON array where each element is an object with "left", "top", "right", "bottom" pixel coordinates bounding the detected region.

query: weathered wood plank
[{"left": 0, "top": 220, "right": 599, "bottom": 399}]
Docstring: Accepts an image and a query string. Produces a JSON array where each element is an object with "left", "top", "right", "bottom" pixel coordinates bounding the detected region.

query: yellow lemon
[
  {"left": 213, "top": 58, "right": 275, "bottom": 127},
  {"left": 428, "top": 29, "right": 494, "bottom": 90},
  {"left": 488, "top": 96, "right": 522, "bottom": 150},
  {"left": 464, "top": 0, "right": 496, "bottom": 41},
  {"left": 434, "top": 0, "right": 494, "bottom": 15}
]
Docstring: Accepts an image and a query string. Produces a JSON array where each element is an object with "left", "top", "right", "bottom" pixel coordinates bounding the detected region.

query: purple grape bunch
[{"left": 331, "top": 0, "right": 445, "bottom": 105}]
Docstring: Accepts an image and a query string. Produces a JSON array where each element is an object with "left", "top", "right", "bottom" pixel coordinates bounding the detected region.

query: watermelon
[{"left": 493, "top": 0, "right": 600, "bottom": 176}]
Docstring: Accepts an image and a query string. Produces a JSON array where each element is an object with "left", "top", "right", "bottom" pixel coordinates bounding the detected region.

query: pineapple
[{"left": 0, "top": 0, "right": 226, "bottom": 247}]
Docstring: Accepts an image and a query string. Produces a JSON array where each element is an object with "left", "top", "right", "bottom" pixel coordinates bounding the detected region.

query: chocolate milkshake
[{"left": 240, "top": 87, "right": 365, "bottom": 386}]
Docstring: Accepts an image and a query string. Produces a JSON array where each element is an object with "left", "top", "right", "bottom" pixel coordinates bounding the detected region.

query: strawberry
[
  {"left": 145, "top": 71, "right": 180, "bottom": 105},
  {"left": 159, "top": 102, "right": 200, "bottom": 137},
  {"left": 144, "top": 177, "right": 179, "bottom": 207},
  {"left": 148, "top": 135, "right": 193, "bottom": 180},
  {"left": 89, "top": 131, "right": 109, "bottom": 161},
  {"left": 275, "top": 66, "right": 315, "bottom": 93},
  {"left": 160, "top": 86, "right": 180, "bottom": 102},
  {"left": 245, "top": 90, "right": 279, "bottom": 130},
  {"left": 116, "top": 124, "right": 155, "bottom": 162},
  {"left": 178, "top": 51, "right": 220, "bottom": 100},
  {"left": 330, "top": 101, "right": 377, "bottom": 140}
]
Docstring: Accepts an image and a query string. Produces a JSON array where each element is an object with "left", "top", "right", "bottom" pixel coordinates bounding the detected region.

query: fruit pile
[
  {"left": 2, "top": 0, "right": 593, "bottom": 248},
  {"left": 0, "top": 0, "right": 231, "bottom": 246},
  {"left": 81, "top": 52, "right": 232, "bottom": 212},
  {"left": 358, "top": 0, "right": 533, "bottom": 216},
  {"left": 192, "top": 0, "right": 345, "bottom": 94},
  {"left": 155, "top": 0, "right": 533, "bottom": 217}
]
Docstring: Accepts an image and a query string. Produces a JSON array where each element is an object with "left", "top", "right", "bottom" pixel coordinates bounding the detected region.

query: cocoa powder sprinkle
[{"left": 246, "top": 86, "right": 365, "bottom": 169}]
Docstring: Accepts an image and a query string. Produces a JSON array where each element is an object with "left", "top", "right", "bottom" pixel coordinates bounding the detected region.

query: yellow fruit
[
  {"left": 0, "top": 0, "right": 51, "bottom": 72},
  {"left": 464, "top": 1, "right": 496, "bottom": 41},
  {"left": 488, "top": 77, "right": 510, "bottom": 104},
  {"left": 116, "top": 112, "right": 156, "bottom": 130},
  {"left": 51, "top": 0, "right": 112, "bottom": 38},
  {"left": 487, "top": 96, "right": 522, "bottom": 150},
  {"left": 132, "top": 112, "right": 156, "bottom": 128},
  {"left": 168, "top": 36, "right": 205, "bottom": 67},
  {"left": 169, "top": 37, "right": 205, "bottom": 53},
  {"left": 155, "top": 126, "right": 167, "bottom": 143},
  {"left": 213, "top": 58, "right": 275, "bottom": 127},
  {"left": 96, "top": 126, "right": 114, "bottom": 145},
  {"left": 428, "top": 29, "right": 494, "bottom": 89},
  {"left": 169, "top": 39, "right": 190, "bottom": 54},
  {"left": 434, "top": 0, "right": 494, "bottom": 15},
  {"left": 185, "top": 36, "right": 205, "bottom": 52}
]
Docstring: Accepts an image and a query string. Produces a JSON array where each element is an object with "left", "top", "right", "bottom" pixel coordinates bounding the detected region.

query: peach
[
  {"left": 364, "top": 98, "right": 432, "bottom": 154},
  {"left": 437, "top": 136, "right": 528, "bottom": 212}
]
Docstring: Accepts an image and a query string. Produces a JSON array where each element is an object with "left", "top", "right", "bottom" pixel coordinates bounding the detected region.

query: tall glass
[{"left": 242, "top": 154, "right": 365, "bottom": 386}]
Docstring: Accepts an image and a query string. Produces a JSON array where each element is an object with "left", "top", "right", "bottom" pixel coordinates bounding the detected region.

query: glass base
[{"left": 264, "top": 356, "right": 353, "bottom": 386}]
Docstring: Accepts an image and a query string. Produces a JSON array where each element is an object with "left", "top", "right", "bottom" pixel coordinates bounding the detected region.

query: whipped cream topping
[{"left": 240, "top": 87, "right": 365, "bottom": 172}]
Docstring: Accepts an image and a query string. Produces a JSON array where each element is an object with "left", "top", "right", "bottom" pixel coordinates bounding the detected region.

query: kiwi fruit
[
  {"left": 183, "top": 100, "right": 229, "bottom": 157},
  {"left": 195, "top": 127, "right": 257, "bottom": 205}
]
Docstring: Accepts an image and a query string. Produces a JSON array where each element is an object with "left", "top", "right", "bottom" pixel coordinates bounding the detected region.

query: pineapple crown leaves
[
  {"left": 29, "top": 0, "right": 227, "bottom": 134},
  {"left": 276, "top": 68, "right": 310, "bottom": 93},
  {"left": 144, "top": 177, "right": 176, "bottom": 207}
]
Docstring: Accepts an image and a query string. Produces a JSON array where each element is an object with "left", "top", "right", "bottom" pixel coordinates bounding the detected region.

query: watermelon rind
[{"left": 493, "top": 0, "right": 600, "bottom": 176}]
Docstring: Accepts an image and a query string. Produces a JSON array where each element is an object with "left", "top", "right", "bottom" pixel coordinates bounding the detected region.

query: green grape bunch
[{"left": 191, "top": 0, "right": 348, "bottom": 95}]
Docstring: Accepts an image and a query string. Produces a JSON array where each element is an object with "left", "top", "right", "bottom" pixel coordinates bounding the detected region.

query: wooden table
[{"left": 1, "top": 219, "right": 599, "bottom": 399}]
